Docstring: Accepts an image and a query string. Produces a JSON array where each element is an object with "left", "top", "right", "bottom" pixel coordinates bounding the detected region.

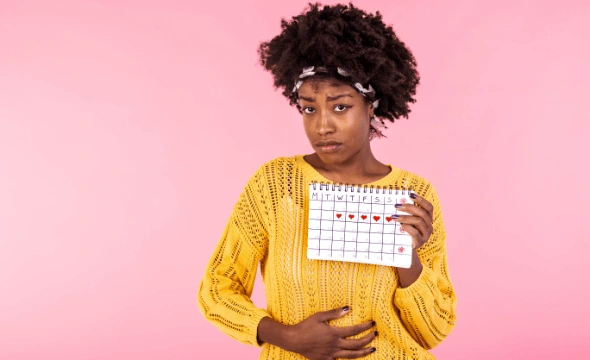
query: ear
[{"left": 368, "top": 102, "right": 375, "bottom": 118}]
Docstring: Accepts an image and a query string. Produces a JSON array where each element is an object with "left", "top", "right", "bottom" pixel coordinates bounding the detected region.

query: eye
[
  {"left": 303, "top": 107, "right": 315, "bottom": 114},
  {"left": 334, "top": 105, "right": 350, "bottom": 112}
]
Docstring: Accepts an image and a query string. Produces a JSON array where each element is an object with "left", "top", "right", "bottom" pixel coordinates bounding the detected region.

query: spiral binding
[{"left": 311, "top": 181, "right": 410, "bottom": 194}]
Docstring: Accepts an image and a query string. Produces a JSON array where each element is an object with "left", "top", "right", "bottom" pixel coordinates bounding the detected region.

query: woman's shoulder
[
  {"left": 249, "top": 155, "right": 301, "bottom": 176},
  {"left": 386, "top": 163, "right": 441, "bottom": 202}
]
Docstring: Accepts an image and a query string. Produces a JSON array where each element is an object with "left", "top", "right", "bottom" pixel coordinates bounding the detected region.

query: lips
[{"left": 315, "top": 140, "right": 342, "bottom": 153}]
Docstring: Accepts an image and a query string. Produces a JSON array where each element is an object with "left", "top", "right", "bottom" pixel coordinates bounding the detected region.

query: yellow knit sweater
[{"left": 197, "top": 155, "right": 457, "bottom": 359}]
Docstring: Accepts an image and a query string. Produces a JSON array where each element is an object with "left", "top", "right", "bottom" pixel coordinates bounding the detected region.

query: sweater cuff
[
  {"left": 245, "top": 307, "right": 272, "bottom": 347},
  {"left": 394, "top": 265, "right": 435, "bottom": 305}
]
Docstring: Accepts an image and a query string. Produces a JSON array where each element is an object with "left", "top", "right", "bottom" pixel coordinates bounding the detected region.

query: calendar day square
[
  {"left": 333, "top": 221, "right": 345, "bottom": 231},
  {"left": 332, "top": 251, "right": 344, "bottom": 259},
  {"left": 369, "top": 243, "right": 382, "bottom": 252},
  {"left": 369, "top": 252, "right": 382, "bottom": 261},
  {"left": 319, "top": 249, "right": 332, "bottom": 257},
  {"left": 344, "top": 242, "right": 357, "bottom": 251},
  {"left": 309, "top": 209, "right": 322, "bottom": 220},
  {"left": 308, "top": 229, "right": 320, "bottom": 239},
  {"left": 383, "top": 224, "right": 395, "bottom": 234},
  {"left": 346, "top": 202, "right": 359, "bottom": 212},
  {"left": 358, "top": 223, "right": 370, "bottom": 232},
  {"left": 322, "top": 201, "right": 335, "bottom": 210},
  {"left": 321, "top": 210, "right": 334, "bottom": 220},
  {"left": 370, "top": 232, "right": 383, "bottom": 242},
  {"left": 308, "top": 220, "right": 321, "bottom": 230},
  {"left": 357, "top": 242, "right": 369, "bottom": 251},
  {"left": 384, "top": 204, "right": 396, "bottom": 214},
  {"left": 383, "top": 244, "right": 394, "bottom": 253},
  {"left": 332, "top": 241, "right": 344, "bottom": 250},
  {"left": 395, "top": 236, "right": 413, "bottom": 246},
  {"left": 345, "top": 222, "right": 358, "bottom": 232},
  {"left": 372, "top": 204, "right": 384, "bottom": 213},
  {"left": 371, "top": 224, "right": 384, "bottom": 233},
  {"left": 394, "top": 245, "right": 409, "bottom": 255},
  {"left": 357, "top": 232, "right": 369, "bottom": 242},
  {"left": 333, "top": 231, "right": 345, "bottom": 241},
  {"left": 319, "top": 240, "right": 332, "bottom": 249},
  {"left": 310, "top": 201, "right": 323, "bottom": 210},
  {"left": 383, "top": 234, "right": 395, "bottom": 244},
  {"left": 320, "top": 221, "right": 334, "bottom": 231},
  {"left": 383, "top": 253, "right": 394, "bottom": 262},
  {"left": 358, "top": 203, "right": 372, "bottom": 213},
  {"left": 344, "top": 231, "right": 357, "bottom": 241},
  {"left": 334, "top": 202, "right": 347, "bottom": 211}
]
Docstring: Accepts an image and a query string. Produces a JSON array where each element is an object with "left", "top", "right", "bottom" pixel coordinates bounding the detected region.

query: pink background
[{"left": 1, "top": 0, "right": 589, "bottom": 358}]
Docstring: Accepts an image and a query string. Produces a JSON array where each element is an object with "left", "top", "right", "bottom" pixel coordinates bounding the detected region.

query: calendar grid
[{"left": 307, "top": 183, "right": 414, "bottom": 268}]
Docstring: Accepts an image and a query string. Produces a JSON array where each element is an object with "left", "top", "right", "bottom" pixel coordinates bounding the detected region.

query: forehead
[{"left": 298, "top": 78, "right": 355, "bottom": 94}]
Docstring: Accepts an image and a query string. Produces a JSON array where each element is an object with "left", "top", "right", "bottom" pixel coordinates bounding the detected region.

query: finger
[
  {"left": 338, "top": 329, "right": 376, "bottom": 350},
  {"left": 394, "top": 215, "right": 429, "bottom": 237},
  {"left": 395, "top": 204, "right": 432, "bottom": 225},
  {"left": 336, "top": 320, "right": 375, "bottom": 337},
  {"left": 333, "top": 347, "right": 377, "bottom": 359},
  {"left": 409, "top": 192, "right": 434, "bottom": 221},
  {"left": 394, "top": 222, "right": 424, "bottom": 249},
  {"left": 315, "top": 306, "right": 351, "bottom": 323}
]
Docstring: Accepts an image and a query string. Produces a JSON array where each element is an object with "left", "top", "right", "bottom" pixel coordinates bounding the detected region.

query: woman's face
[{"left": 297, "top": 78, "right": 374, "bottom": 165}]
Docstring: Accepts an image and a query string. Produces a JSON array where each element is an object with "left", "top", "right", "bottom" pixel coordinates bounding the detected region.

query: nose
[{"left": 316, "top": 109, "right": 335, "bottom": 135}]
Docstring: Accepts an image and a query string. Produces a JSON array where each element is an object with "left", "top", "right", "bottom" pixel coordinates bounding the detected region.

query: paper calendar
[{"left": 307, "top": 182, "right": 414, "bottom": 268}]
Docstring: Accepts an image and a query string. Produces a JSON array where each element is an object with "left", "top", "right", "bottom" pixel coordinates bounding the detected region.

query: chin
[{"left": 315, "top": 150, "right": 347, "bottom": 165}]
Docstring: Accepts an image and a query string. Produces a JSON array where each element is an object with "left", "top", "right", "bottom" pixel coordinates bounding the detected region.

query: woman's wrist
[
  {"left": 257, "top": 316, "right": 295, "bottom": 351},
  {"left": 397, "top": 249, "right": 423, "bottom": 288}
]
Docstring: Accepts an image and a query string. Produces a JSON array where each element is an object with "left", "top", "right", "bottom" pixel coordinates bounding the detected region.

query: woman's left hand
[{"left": 394, "top": 192, "right": 434, "bottom": 250}]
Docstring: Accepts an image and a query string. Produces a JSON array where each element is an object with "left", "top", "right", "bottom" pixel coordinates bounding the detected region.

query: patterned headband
[{"left": 293, "top": 66, "right": 380, "bottom": 109}]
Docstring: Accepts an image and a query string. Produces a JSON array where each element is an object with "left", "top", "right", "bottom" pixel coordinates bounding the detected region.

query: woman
[{"left": 198, "top": 3, "right": 457, "bottom": 359}]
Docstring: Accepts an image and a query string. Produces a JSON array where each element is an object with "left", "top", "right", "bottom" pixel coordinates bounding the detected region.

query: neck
[{"left": 307, "top": 145, "right": 388, "bottom": 184}]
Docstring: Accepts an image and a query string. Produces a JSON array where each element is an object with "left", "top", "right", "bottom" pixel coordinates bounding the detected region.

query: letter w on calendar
[{"left": 307, "top": 183, "right": 414, "bottom": 268}]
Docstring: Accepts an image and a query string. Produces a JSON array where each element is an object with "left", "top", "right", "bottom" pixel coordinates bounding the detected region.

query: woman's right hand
[{"left": 258, "top": 306, "right": 377, "bottom": 360}]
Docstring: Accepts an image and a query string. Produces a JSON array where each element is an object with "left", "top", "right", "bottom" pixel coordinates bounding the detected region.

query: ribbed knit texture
[{"left": 198, "top": 155, "right": 457, "bottom": 359}]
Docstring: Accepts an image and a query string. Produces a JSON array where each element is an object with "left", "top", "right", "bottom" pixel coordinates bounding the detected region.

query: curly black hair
[{"left": 258, "top": 2, "right": 420, "bottom": 133}]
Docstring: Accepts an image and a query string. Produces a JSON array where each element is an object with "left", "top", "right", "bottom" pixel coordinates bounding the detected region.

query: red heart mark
[
  {"left": 348, "top": 214, "right": 355, "bottom": 219},
  {"left": 361, "top": 215, "right": 367, "bottom": 220},
  {"left": 399, "top": 226, "right": 405, "bottom": 233},
  {"left": 373, "top": 216, "right": 381, "bottom": 222},
  {"left": 336, "top": 213, "right": 342, "bottom": 219},
  {"left": 385, "top": 216, "right": 393, "bottom": 222},
  {"left": 398, "top": 246, "right": 405, "bottom": 253}
]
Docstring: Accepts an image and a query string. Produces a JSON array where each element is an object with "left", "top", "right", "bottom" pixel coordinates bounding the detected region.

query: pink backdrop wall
[{"left": 1, "top": 0, "right": 589, "bottom": 358}]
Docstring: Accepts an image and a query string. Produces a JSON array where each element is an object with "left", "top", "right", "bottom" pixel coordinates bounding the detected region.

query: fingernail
[
  {"left": 392, "top": 215, "right": 399, "bottom": 219},
  {"left": 395, "top": 203, "right": 402, "bottom": 208},
  {"left": 342, "top": 306, "right": 350, "bottom": 312},
  {"left": 370, "top": 347, "right": 376, "bottom": 353},
  {"left": 410, "top": 192, "right": 417, "bottom": 199},
  {"left": 371, "top": 320, "right": 376, "bottom": 326},
  {"left": 374, "top": 331, "right": 378, "bottom": 336}
]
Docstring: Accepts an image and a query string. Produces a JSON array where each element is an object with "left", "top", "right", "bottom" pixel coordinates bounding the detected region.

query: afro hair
[{"left": 258, "top": 2, "right": 420, "bottom": 132}]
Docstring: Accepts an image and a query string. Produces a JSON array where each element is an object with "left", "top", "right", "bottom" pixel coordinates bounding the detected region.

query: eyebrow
[{"left": 298, "top": 93, "right": 354, "bottom": 102}]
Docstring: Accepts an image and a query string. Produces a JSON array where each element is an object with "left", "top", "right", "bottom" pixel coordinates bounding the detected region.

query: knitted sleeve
[
  {"left": 197, "top": 166, "right": 272, "bottom": 347},
  {"left": 393, "top": 184, "right": 457, "bottom": 349}
]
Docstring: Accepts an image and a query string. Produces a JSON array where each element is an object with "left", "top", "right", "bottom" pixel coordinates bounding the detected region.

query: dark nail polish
[
  {"left": 371, "top": 320, "right": 376, "bottom": 326},
  {"left": 395, "top": 203, "right": 402, "bottom": 208},
  {"left": 370, "top": 347, "right": 376, "bottom": 353},
  {"left": 409, "top": 192, "right": 417, "bottom": 199},
  {"left": 374, "top": 331, "right": 378, "bottom": 336},
  {"left": 392, "top": 215, "right": 399, "bottom": 219},
  {"left": 343, "top": 306, "right": 350, "bottom": 311}
]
